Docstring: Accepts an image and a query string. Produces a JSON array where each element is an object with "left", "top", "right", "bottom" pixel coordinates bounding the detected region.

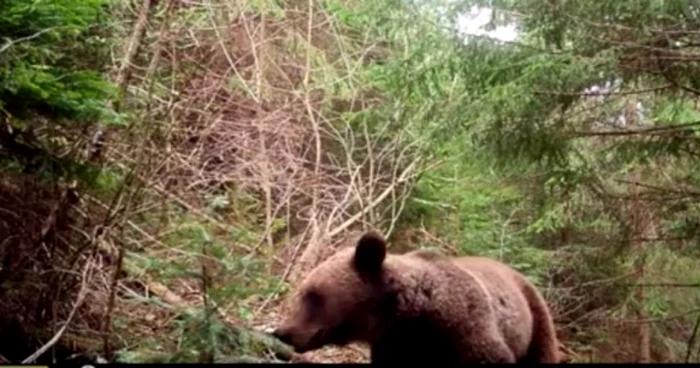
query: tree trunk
[{"left": 626, "top": 95, "right": 652, "bottom": 363}]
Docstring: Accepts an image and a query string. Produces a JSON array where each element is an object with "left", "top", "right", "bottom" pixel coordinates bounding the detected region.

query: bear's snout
[
  {"left": 271, "top": 327, "right": 292, "bottom": 345},
  {"left": 271, "top": 324, "right": 323, "bottom": 353}
]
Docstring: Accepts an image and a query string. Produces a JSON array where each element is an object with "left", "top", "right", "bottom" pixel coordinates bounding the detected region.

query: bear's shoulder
[{"left": 404, "top": 247, "right": 448, "bottom": 262}]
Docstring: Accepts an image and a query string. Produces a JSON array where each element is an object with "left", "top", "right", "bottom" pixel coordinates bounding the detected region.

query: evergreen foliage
[{"left": 0, "top": 0, "right": 116, "bottom": 181}]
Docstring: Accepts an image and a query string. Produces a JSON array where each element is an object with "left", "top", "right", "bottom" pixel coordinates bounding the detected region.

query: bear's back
[
  {"left": 377, "top": 252, "right": 494, "bottom": 364},
  {"left": 452, "top": 256, "right": 534, "bottom": 357},
  {"left": 395, "top": 252, "right": 534, "bottom": 361}
]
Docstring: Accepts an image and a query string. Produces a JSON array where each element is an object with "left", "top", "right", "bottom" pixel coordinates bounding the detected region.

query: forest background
[{"left": 1, "top": 0, "right": 700, "bottom": 363}]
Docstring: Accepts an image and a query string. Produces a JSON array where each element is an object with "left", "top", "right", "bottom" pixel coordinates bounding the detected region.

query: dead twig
[
  {"left": 22, "top": 257, "right": 96, "bottom": 364},
  {"left": 685, "top": 310, "right": 700, "bottom": 363}
]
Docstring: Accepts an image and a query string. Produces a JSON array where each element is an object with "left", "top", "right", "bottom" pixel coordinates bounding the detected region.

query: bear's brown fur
[{"left": 273, "top": 231, "right": 561, "bottom": 364}]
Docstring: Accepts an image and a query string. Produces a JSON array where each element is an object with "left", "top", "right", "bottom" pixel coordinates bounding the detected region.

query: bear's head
[{"left": 272, "top": 230, "right": 391, "bottom": 353}]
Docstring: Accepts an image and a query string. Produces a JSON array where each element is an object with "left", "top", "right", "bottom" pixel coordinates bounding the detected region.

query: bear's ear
[{"left": 353, "top": 230, "right": 387, "bottom": 275}]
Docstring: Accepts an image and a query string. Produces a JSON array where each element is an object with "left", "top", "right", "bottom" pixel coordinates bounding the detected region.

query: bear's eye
[{"left": 304, "top": 290, "right": 324, "bottom": 310}]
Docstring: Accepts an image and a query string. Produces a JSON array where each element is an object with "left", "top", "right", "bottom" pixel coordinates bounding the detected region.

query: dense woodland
[{"left": 1, "top": 0, "right": 699, "bottom": 363}]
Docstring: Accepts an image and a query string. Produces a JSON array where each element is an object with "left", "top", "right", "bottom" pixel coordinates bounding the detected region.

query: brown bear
[{"left": 272, "top": 230, "right": 561, "bottom": 364}]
